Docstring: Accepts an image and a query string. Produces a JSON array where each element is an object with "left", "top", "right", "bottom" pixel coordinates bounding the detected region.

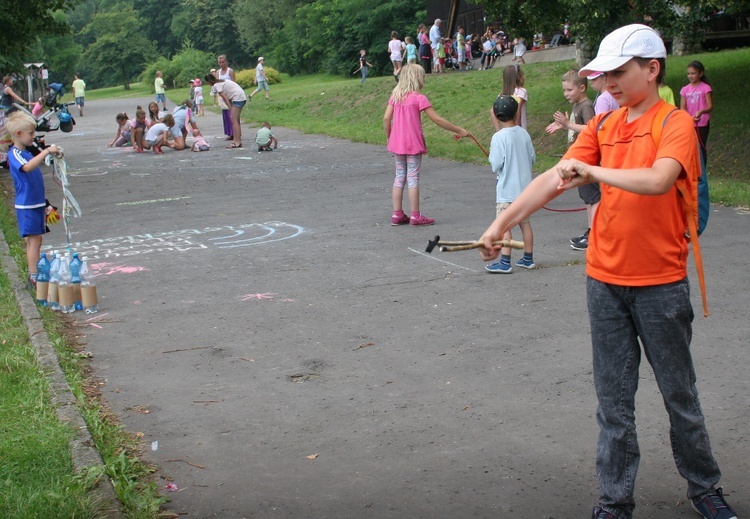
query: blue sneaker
[
  {"left": 692, "top": 488, "right": 737, "bottom": 519},
  {"left": 515, "top": 257, "right": 536, "bottom": 269},
  {"left": 485, "top": 261, "right": 512, "bottom": 274},
  {"left": 591, "top": 506, "right": 619, "bottom": 519}
]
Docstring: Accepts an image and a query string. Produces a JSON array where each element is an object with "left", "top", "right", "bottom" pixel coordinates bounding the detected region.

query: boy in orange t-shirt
[{"left": 477, "top": 24, "right": 736, "bottom": 519}]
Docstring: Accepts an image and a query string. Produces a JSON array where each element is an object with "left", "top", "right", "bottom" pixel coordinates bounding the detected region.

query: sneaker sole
[
  {"left": 515, "top": 263, "right": 536, "bottom": 270},
  {"left": 410, "top": 221, "right": 435, "bottom": 226},
  {"left": 570, "top": 244, "right": 588, "bottom": 251},
  {"left": 485, "top": 266, "right": 513, "bottom": 274}
]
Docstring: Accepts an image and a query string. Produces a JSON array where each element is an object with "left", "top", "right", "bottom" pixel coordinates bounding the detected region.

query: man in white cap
[
  {"left": 250, "top": 57, "right": 270, "bottom": 100},
  {"left": 477, "top": 24, "right": 738, "bottom": 519},
  {"left": 429, "top": 18, "right": 442, "bottom": 72}
]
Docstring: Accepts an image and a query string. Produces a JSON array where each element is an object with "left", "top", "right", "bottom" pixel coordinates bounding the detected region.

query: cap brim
[{"left": 579, "top": 55, "right": 632, "bottom": 77}]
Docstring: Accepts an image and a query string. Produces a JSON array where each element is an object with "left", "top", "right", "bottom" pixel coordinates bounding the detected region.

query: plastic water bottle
[
  {"left": 48, "top": 251, "right": 61, "bottom": 311},
  {"left": 80, "top": 257, "right": 98, "bottom": 314},
  {"left": 70, "top": 253, "right": 82, "bottom": 311},
  {"left": 36, "top": 253, "right": 50, "bottom": 306},
  {"left": 58, "top": 253, "right": 75, "bottom": 314}
]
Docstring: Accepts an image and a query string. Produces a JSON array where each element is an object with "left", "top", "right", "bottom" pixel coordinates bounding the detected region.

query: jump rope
[{"left": 456, "top": 133, "right": 586, "bottom": 213}]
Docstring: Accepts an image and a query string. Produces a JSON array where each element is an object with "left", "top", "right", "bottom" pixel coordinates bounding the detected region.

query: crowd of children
[
  {"left": 377, "top": 24, "right": 529, "bottom": 79},
  {"left": 106, "top": 77, "right": 280, "bottom": 154}
]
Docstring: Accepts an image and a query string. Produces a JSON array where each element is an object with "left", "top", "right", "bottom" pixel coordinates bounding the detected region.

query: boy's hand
[
  {"left": 456, "top": 128, "right": 470, "bottom": 138},
  {"left": 47, "top": 144, "right": 61, "bottom": 156},
  {"left": 556, "top": 159, "right": 594, "bottom": 189},
  {"left": 545, "top": 121, "right": 563, "bottom": 134},
  {"left": 553, "top": 111, "right": 570, "bottom": 128},
  {"left": 478, "top": 227, "right": 503, "bottom": 261}
]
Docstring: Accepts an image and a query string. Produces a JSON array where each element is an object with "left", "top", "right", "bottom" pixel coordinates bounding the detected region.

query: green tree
[
  {"left": 133, "top": 0, "right": 182, "bottom": 57},
  {"left": 37, "top": 12, "right": 84, "bottom": 86},
  {"left": 236, "top": 0, "right": 289, "bottom": 59},
  {"left": 264, "top": 0, "right": 423, "bottom": 76},
  {"left": 170, "top": 0, "right": 249, "bottom": 65},
  {"left": 80, "top": 6, "right": 157, "bottom": 88},
  {"left": 1, "top": 0, "right": 82, "bottom": 70}
]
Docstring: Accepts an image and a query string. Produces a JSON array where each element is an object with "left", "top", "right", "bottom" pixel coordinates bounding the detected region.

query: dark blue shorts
[{"left": 17, "top": 207, "right": 46, "bottom": 237}]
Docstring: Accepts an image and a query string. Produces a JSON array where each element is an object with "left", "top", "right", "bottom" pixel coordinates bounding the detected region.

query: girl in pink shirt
[
  {"left": 680, "top": 60, "right": 713, "bottom": 155},
  {"left": 382, "top": 64, "right": 469, "bottom": 226}
]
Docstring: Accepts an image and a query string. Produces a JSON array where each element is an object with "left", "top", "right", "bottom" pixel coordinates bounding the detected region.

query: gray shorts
[{"left": 578, "top": 183, "right": 601, "bottom": 205}]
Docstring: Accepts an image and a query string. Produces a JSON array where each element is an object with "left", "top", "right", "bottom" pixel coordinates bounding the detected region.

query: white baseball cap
[{"left": 579, "top": 24, "right": 666, "bottom": 77}]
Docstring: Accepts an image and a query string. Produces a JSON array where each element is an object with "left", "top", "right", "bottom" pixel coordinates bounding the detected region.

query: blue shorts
[
  {"left": 17, "top": 207, "right": 46, "bottom": 237},
  {"left": 75, "top": 97, "right": 85, "bottom": 106},
  {"left": 155, "top": 93, "right": 166, "bottom": 104},
  {"left": 232, "top": 100, "right": 246, "bottom": 108}
]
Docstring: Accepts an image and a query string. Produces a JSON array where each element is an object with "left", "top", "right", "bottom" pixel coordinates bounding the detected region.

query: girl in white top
[
  {"left": 388, "top": 31, "right": 405, "bottom": 80},
  {"left": 204, "top": 73, "right": 247, "bottom": 149}
]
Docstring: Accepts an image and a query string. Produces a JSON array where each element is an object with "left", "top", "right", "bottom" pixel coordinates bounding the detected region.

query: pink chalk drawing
[
  {"left": 240, "top": 293, "right": 295, "bottom": 302},
  {"left": 91, "top": 262, "right": 150, "bottom": 276},
  {"left": 241, "top": 293, "right": 277, "bottom": 301},
  {"left": 81, "top": 313, "right": 109, "bottom": 329}
]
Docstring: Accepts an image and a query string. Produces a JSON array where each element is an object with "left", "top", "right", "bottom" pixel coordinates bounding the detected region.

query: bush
[
  {"left": 139, "top": 45, "right": 215, "bottom": 92},
  {"left": 235, "top": 67, "right": 282, "bottom": 89}
]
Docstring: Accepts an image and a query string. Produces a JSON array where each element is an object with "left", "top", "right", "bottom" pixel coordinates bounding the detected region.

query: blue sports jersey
[{"left": 8, "top": 146, "right": 46, "bottom": 209}]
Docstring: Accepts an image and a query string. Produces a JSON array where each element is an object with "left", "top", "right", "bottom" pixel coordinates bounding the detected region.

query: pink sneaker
[
  {"left": 410, "top": 213, "right": 435, "bottom": 226},
  {"left": 391, "top": 212, "right": 410, "bottom": 226}
]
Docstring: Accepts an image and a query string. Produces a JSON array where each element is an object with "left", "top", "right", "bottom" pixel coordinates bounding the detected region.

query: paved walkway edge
[{"left": 0, "top": 227, "right": 126, "bottom": 518}]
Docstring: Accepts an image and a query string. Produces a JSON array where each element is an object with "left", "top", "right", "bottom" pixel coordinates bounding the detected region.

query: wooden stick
[{"left": 439, "top": 239, "right": 524, "bottom": 252}]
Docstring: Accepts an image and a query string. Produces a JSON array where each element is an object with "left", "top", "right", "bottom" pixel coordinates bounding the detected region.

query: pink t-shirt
[
  {"left": 387, "top": 92, "right": 431, "bottom": 155},
  {"left": 680, "top": 81, "right": 712, "bottom": 127}
]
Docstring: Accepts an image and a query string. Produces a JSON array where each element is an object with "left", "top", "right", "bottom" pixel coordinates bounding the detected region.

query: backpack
[{"left": 596, "top": 102, "right": 710, "bottom": 316}]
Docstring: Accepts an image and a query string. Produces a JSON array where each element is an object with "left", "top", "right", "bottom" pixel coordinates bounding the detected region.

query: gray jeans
[{"left": 587, "top": 276, "right": 721, "bottom": 518}]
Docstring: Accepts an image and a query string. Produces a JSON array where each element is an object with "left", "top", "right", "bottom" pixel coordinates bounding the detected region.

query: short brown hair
[
  {"left": 562, "top": 68, "right": 587, "bottom": 88},
  {"left": 633, "top": 57, "right": 666, "bottom": 84}
]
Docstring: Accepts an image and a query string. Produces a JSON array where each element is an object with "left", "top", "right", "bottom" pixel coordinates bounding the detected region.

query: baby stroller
[
  {"left": 36, "top": 83, "right": 75, "bottom": 133},
  {"left": 443, "top": 39, "right": 460, "bottom": 70}
]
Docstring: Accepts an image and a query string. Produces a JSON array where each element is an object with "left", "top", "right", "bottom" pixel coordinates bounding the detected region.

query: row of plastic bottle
[{"left": 36, "top": 250, "right": 98, "bottom": 314}]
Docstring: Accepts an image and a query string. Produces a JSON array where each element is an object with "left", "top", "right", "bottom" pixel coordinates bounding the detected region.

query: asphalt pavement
[{"left": 17, "top": 96, "right": 749, "bottom": 518}]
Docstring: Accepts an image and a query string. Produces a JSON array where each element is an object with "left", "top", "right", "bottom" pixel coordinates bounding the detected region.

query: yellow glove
[{"left": 46, "top": 207, "right": 60, "bottom": 225}]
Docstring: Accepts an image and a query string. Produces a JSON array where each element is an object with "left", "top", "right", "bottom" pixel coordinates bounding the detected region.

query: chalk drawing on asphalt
[{"left": 42, "top": 222, "right": 305, "bottom": 260}]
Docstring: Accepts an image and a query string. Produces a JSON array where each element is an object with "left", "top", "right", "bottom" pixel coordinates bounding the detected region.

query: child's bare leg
[
  {"left": 392, "top": 187, "right": 404, "bottom": 212},
  {"left": 408, "top": 187, "right": 420, "bottom": 214},
  {"left": 519, "top": 221, "right": 534, "bottom": 254},
  {"left": 500, "top": 230, "right": 513, "bottom": 257},
  {"left": 25, "top": 235, "right": 43, "bottom": 275},
  {"left": 588, "top": 202, "right": 599, "bottom": 229}
]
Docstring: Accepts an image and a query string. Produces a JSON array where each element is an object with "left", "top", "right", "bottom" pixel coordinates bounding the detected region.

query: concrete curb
[{"left": 0, "top": 227, "right": 126, "bottom": 518}]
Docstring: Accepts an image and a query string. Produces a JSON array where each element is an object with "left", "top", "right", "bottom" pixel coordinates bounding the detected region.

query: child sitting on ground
[
  {"left": 107, "top": 113, "right": 131, "bottom": 147},
  {"left": 130, "top": 106, "right": 151, "bottom": 152},
  {"left": 191, "top": 128, "right": 211, "bottom": 152},
  {"left": 255, "top": 122, "right": 278, "bottom": 151},
  {"left": 143, "top": 113, "right": 175, "bottom": 154}
]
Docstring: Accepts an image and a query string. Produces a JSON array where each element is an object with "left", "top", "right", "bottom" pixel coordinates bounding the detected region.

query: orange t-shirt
[{"left": 563, "top": 100, "right": 700, "bottom": 286}]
